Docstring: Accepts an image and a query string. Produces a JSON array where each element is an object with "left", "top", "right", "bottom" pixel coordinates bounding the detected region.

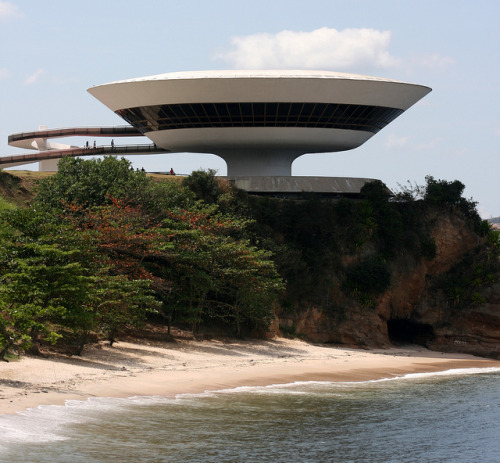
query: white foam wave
[
  {"left": 361, "top": 366, "right": 500, "bottom": 384},
  {"left": 0, "top": 396, "right": 146, "bottom": 449},
  {"left": 197, "top": 366, "right": 500, "bottom": 395}
]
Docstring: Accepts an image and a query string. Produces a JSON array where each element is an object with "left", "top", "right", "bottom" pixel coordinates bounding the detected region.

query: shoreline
[{"left": 2, "top": 337, "right": 499, "bottom": 415}]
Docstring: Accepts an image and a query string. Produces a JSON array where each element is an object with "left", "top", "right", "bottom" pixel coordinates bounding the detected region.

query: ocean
[{"left": 1, "top": 368, "right": 499, "bottom": 463}]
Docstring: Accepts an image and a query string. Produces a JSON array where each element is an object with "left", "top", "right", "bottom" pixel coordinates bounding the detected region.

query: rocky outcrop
[
  {"left": 281, "top": 211, "right": 500, "bottom": 359},
  {"left": 427, "top": 282, "right": 500, "bottom": 358}
]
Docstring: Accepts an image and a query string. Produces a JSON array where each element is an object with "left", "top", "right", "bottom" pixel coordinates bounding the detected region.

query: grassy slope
[{"left": 0, "top": 170, "right": 182, "bottom": 207}]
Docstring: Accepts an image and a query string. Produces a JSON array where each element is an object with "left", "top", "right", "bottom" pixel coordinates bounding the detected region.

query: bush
[
  {"left": 342, "top": 255, "right": 391, "bottom": 296},
  {"left": 0, "top": 196, "right": 15, "bottom": 212},
  {"left": 182, "top": 169, "right": 221, "bottom": 204},
  {"left": 35, "top": 156, "right": 149, "bottom": 209},
  {"left": 360, "top": 179, "right": 392, "bottom": 204},
  {"left": 424, "top": 176, "right": 465, "bottom": 205}
]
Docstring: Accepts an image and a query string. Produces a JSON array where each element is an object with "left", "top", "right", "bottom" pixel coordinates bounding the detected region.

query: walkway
[{"left": 0, "top": 144, "right": 169, "bottom": 168}]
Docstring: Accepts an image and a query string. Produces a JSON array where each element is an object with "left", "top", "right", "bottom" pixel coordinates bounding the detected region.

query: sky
[{"left": 1, "top": 0, "right": 499, "bottom": 217}]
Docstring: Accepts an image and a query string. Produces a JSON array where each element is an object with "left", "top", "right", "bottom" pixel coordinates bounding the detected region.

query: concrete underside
[
  {"left": 147, "top": 127, "right": 373, "bottom": 176},
  {"left": 227, "top": 176, "right": 377, "bottom": 196}
]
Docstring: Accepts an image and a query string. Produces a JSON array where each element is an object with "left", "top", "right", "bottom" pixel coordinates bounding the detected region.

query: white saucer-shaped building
[{"left": 88, "top": 70, "right": 431, "bottom": 177}]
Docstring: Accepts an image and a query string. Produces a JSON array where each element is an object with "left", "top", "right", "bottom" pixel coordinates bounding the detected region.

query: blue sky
[{"left": 1, "top": 0, "right": 499, "bottom": 217}]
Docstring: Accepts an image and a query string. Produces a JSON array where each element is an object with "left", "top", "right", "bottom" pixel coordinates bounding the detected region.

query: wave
[
  {"left": 0, "top": 396, "right": 169, "bottom": 450},
  {"left": 200, "top": 366, "right": 500, "bottom": 395},
  {"left": 364, "top": 366, "right": 500, "bottom": 383}
]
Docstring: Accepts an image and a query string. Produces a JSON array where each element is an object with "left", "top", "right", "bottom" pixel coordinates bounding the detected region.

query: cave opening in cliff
[{"left": 387, "top": 319, "right": 435, "bottom": 346}]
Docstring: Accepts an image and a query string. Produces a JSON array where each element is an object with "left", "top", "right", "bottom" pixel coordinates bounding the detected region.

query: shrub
[
  {"left": 342, "top": 255, "right": 391, "bottom": 296},
  {"left": 360, "top": 179, "right": 392, "bottom": 204},
  {"left": 182, "top": 169, "right": 221, "bottom": 204},
  {"left": 424, "top": 176, "right": 465, "bottom": 205},
  {"left": 35, "top": 156, "right": 149, "bottom": 209},
  {"left": 420, "top": 236, "right": 437, "bottom": 260}
]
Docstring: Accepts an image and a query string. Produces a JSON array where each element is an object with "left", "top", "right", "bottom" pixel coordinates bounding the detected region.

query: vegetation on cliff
[{"left": 0, "top": 159, "right": 498, "bottom": 359}]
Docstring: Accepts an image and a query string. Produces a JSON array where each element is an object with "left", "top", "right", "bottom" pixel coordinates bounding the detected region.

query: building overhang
[{"left": 88, "top": 70, "right": 431, "bottom": 110}]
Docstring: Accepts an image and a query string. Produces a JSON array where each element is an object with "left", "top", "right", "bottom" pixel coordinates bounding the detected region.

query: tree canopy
[{"left": 0, "top": 158, "right": 283, "bottom": 359}]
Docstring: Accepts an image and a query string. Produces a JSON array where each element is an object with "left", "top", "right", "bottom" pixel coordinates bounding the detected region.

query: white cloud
[
  {"left": 24, "top": 69, "right": 46, "bottom": 85},
  {"left": 410, "top": 53, "right": 455, "bottom": 71},
  {"left": 216, "top": 27, "right": 400, "bottom": 70},
  {"left": 0, "top": 1, "right": 22, "bottom": 20},
  {"left": 385, "top": 133, "right": 408, "bottom": 149}
]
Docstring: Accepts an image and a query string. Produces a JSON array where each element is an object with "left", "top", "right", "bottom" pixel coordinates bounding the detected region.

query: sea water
[{"left": 1, "top": 368, "right": 499, "bottom": 463}]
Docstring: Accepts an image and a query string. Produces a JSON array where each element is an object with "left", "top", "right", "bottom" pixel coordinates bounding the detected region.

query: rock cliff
[{"left": 279, "top": 208, "right": 500, "bottom": 359}]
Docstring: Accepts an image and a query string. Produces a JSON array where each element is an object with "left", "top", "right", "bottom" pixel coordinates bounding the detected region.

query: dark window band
[{"left": 116, "top": 102, "right": 403, "bottom": 134}]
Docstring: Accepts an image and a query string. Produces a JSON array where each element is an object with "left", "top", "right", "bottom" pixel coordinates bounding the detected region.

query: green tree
[
  {"left": 424, "top": 175, "right": 483, "bottom": 229},
  {"left": 3, "top": 158, "right": 284, "bottom": 351},
  {"left": 94, "top": 274, "right": 158, "bottom": 346},
  {"left": 212, "top": 240, "right": 284, "bottom": 335},
  {"left": 182, "top": 169, "right": 222, "bottom": 204},
  {"left": 35, "top": 156, "right": 149, "bottom": 209},
  {"left": 424, "top": 176, "right": 466, "bottom": 205},
  {"left": 0, "top": 212, "right": 96, "bottom": 358},
  {"left": 0, "top": 206, "right": 160, "bottom": 358},
  {"left": 155, "top": 207, "right": 283, "bottom": 335}
]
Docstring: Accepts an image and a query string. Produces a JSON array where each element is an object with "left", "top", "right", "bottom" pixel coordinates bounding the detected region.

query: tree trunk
[
  {"left": 108, "top": 328, "right": 116, "bottom": 346},
  {"left": 0, "top": 344, "right": 11, "bottom": 362},
  {"left": 0, "top": 327, "right": 13, "bottom": 361},
  {"left": 235, "top": 308, "right": 241, "bottom": 337},
  {"left": 74, "top": 331, "right": 88, "bottom": 356}
]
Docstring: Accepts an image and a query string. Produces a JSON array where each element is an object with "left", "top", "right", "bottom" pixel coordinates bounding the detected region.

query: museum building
[{"left": 4, "top": 70, "right": 431, "bottom": 196}]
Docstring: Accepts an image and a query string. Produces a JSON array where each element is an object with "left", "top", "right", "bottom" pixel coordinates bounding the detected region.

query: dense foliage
[
  {"left": 242, "top": 175, "right": 496, "bottom": 312},
  {"left": 0, "top": 158, "right": 283, "bottom": 359},
  {"left": 0, "top": 159, "right": 497, "bottom": 359}
]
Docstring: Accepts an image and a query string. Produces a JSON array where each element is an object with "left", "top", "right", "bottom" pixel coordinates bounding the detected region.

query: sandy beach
[{"left": 1, "top": 336, "right": 499, "bottom": 415}]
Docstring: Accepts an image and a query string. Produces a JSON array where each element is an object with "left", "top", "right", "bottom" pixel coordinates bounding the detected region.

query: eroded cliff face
[
  {"left": 280, "top": 211, "right": 500, "bottom": 359},
  {"left": 425, "top": 282, "right": 500, "bottom": 358}
]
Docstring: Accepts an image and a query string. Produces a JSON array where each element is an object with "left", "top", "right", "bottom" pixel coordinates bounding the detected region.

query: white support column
[
  {"left": 217, "top": 149, "right": 303, "bottom": 176},
  {"left": 39, "top": 159, "right": 60, "bottom": 171}
]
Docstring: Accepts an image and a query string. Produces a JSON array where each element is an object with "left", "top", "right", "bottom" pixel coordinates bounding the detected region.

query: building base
[{"left": 226, "top": 176, "right": 377, "bottom": 198}]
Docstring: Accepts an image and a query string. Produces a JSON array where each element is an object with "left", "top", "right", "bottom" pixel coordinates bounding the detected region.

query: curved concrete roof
[
  {"left": 100, "top": 69, "right": 410, "bottom": 84},
  {"left": 88, "top": 70, "right": 431, "bottom": 111}
]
